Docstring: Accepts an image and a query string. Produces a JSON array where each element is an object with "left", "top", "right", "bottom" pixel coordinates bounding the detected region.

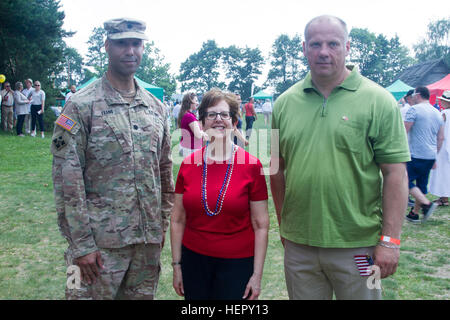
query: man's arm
[
  {"left": 374, "top": 162, "right": 408, "bottom": 278},
  {"left": 52, "top": 103, "right": 101, "bottom": 284},
  {"left": 404, "top": 121, "right": 413, "bottom": 133},
  {"left": 437, "top": 125, "right": 444, "bottom": 153},
  {"left": 159, "top": 106, "right": 175, "bottom": 244}
]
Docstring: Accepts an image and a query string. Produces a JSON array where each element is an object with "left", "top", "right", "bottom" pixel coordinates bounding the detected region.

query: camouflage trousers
[{"left": 65, "top": 243, "right": 161, "bottom": 300}]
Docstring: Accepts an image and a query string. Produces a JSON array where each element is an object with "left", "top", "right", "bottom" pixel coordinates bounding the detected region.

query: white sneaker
[
  {"left": 41, "top": 133, "right": 45, "bottom": 139},
  {"left": 31, "top": 131, "right": 36, "bottom": 137}
]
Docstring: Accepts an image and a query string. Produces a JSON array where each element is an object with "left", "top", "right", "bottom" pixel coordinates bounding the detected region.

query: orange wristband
[{"left": 380, "top": 236, "right": 401, "bottom": 245}]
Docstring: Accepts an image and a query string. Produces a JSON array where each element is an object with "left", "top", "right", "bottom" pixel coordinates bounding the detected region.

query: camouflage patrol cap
[{"left": 104, "top": 18, "right": 149, "bottom": 40}]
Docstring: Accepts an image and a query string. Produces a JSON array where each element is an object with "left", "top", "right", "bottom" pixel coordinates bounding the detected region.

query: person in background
[
  {"left": 22, "top": 79, "right": 34, "bottom": 135},
  {"left": 13, "top": 82, "right": 31, "bottom": 137},
  {"left": 262, "top": 99, "right": 272, "bottom": 126},
  {"left": 1, "top": 82, "right": 14, "bottom": 132},
  {"left": 400, "top": 90, "right": 415, "bottom": 121},
  {"left": 244, "top": 97, "right": 257, "bottom": 140},
  {"left": 171, "top": 88, "right": 269, "bottom": 300},
  {"left": 429, "top": 91, "right": 450, "bottom": 207},
  {"left": 404, "top": 86, "right": 444, "bottom": 223},
  {"left": 29, "top": 80, "right": 46, "bottom": 138},
  {"left": 178, "top": 92, "right": 208, "bottom": 157},
  {"left": 233, "top": 93, "right": 248, "bottom": 147},
  {"left": 65, "top": 85, "right": 77, "bottom": 102},
  {"left": 271, "top": 15, "right": 410, "bottom": 300},
  {"left": 172, "top": 100, "right": 181, "bottom": 129}
]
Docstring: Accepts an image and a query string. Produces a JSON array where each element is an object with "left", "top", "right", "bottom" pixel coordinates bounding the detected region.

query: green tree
[
  {"left": 178, "top": 40, "right": 225, "bottom": 93},
  {"left": 86, "top": 27, "right": 108, "bottom": 76},
  {"left": 222, "top": 46, "right": 264, "bottom": 100},
  {"left": 55, "top": 46, "right": 85, "bottom": 89},
  {"left": 136, "top": 42, "right": 177, "bottom": 98},
  {"left": 349, "top": 28, "right": 414, "bottom": 86},
  {"left": 413, "top": 17, "right": 450, "bottom": 66},
  {"left": 0, "top": 0, "right": 71, "bottom": 102},
  {"left": 266, "top": 34, "right": 307, "bottom": 96}
]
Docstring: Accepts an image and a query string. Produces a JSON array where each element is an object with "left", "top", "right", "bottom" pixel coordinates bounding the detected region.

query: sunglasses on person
[{"left": 205, "top": 111, "right": 232, "bottom": 120}]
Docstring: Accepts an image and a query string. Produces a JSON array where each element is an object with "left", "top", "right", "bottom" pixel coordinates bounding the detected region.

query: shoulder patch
[
  {"left": 56, "top": 114, "right": 77, "bottom": 132},
  {"left": 53, "top": 135, "right": 67, "bottom": 151}
]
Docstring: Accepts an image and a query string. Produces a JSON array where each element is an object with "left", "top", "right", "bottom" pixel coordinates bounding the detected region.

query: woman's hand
[
  {"left": 201, "top": 131, "right": 210, "bottom": 142},
  {"left": 243, "top": 273, "right": 262, "bottom": 300},
  {"left": 172, "top": 265, "right": 184, "bottom": 297}
]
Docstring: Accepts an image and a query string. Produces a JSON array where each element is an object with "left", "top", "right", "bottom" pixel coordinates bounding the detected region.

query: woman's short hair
[
  {"left": 198, "top": 88, "right": 240, "bottom": 125},
  {"left": 15, "top": 81, "right": 23, "bottom": 90}
]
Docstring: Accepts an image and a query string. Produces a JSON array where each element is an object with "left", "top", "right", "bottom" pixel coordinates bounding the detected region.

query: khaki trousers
[
  {"left": 1, "top": 105, "right": 13, "bottom": 131},
  {"left": 65, "top": 243, "right": 161, "bottom": 300},
  {"left": 284, "top": 240, "right": 382, "bottom": 300}
]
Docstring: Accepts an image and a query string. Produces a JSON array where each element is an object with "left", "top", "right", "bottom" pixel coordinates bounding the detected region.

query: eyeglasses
[
  {"left": 34, "top": 84, "right": 40, "bottom": 87},
  {"left": 206, "top": 111, "right": 232, "bottom": 120}
]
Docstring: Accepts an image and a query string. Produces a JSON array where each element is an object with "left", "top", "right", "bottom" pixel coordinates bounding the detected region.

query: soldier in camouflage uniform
[{"left": 51, "top": 18, "right": 174, "bottom": 300}]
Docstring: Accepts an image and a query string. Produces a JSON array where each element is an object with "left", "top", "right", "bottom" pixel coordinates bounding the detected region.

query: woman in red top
[
  {"left": 178, "top": 92, "right": 208, "bottom": 157},
  {"left": 171, "top": 88, "right": 269, "bottom": 300}
]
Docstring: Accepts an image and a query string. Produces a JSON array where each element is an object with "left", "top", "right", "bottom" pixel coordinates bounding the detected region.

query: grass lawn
[{"left": 0, "top": 117, "right": 448, "bottom": 300}]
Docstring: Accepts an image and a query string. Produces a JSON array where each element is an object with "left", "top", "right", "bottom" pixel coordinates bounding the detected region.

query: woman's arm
[
  {"left": 188, "top": 120, "right": 208, "bottom": 141},
  {"left": 233, "top": 127, "right": 248, "bottom": 146},
  {"left": 244, "top": 200, "right": 269, "bottom": 300},
  {"left": 41, "top": 93, "right": 45, "bottom": 113},
  {"left": 170, "top": 193, "right": 187, "bottom": 297}
]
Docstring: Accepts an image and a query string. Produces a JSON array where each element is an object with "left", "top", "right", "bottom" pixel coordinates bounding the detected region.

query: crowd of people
[
  {"left": 1, "top": 79, "right": 47, "bottom": 138},
  {"left": 399, "top": 87, "right": 449, "bottom": 222},
  {"left": 2, "top": 14, "right": 445, "bottom": 301}
]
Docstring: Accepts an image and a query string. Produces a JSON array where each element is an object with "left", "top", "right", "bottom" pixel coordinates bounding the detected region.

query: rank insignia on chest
[
  {"left": 56, "top": 114, "right": 76, "bottom": 132},
  {"left": 53, "top": 136, "right": 67, "bottom": 151}
]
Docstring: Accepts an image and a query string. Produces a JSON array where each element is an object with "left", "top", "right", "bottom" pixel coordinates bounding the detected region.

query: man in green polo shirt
[{"left": 270, "top": 15, "right": 410, "bottom": 300}]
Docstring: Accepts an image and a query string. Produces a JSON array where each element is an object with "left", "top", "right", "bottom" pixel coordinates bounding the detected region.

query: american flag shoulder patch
[
  {"left": 56, "top": 114, "right": 76, "bottom": 132},
  {"left": 354, "top": 255, "right": 373, "bottom": 277}
]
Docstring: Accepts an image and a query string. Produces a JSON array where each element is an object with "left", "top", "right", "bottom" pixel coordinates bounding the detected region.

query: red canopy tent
[{"left": 427, "top": 74, "right": 450, "bottom": 106}]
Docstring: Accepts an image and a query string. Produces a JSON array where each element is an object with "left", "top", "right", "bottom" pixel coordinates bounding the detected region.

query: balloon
[{"left": 0, "top": 74, "right": 5, "bottom": 84}]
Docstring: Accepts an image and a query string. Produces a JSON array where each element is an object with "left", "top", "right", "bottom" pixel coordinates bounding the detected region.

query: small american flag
[
  {"left": 354, "top": 255, "right": 373, "bottom": 277},
  {"left": 56, "top": 114, "right": 76, "bottom": 132}
]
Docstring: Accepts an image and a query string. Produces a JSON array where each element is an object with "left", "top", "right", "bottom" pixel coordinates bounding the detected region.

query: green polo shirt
[{"left": 272, "top": 66, "right": 410, "bottom": 248}]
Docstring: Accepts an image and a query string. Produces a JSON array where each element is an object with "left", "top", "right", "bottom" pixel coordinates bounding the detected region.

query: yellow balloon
[{"left": 0, "top": 74, "right": 5, "bottom": 83}]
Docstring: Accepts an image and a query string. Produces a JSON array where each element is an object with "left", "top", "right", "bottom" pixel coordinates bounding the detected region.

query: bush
[{"left": 43, "top": 106, "right": 57, "bottom": 133}]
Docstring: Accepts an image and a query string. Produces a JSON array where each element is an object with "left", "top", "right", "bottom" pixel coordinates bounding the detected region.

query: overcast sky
[{"left": 60, "top": 0, "right": 449, "bottom": 88}]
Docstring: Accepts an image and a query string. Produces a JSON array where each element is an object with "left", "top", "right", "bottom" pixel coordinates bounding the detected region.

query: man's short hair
[
  {"left": 414, "top": 86, "right": 430, "bottom": 100},
  {"left": 304, "top": 15, "right": 349, "bottom": 42}
]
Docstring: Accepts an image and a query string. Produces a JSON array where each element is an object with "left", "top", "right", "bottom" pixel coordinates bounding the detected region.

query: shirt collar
[
  {"left": 301, "top": 65, "right": 362, "bottom": 94},
  {"left": 102, "top": 75, "right": 150, "bottom": 108}
]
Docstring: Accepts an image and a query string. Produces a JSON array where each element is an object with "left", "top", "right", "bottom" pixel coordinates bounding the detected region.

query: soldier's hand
[{"left": 75, "top": 251, "right": 104, "bottom": 285}]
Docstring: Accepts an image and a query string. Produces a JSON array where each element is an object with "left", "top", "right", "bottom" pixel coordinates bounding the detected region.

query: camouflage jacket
[{"left": 51, "top": 75, "right": 174, "bottom": 258}]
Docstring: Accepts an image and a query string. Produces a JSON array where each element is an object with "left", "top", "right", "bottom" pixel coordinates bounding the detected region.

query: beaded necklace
[{"left": 201, "top": 142, "right": 237, "bottom": 217}]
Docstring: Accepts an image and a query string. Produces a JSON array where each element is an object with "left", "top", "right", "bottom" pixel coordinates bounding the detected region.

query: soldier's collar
[{"left": 102, "top": 75, "right": 150, "bottom": 108}]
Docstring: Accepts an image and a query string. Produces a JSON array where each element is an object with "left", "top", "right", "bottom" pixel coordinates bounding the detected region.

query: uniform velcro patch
[
  {"left": 53, "top": 136, "right": 67, "bottom": 151},
  {"left": 56, "top": 114, "right": 77, "bottom": 132}
]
